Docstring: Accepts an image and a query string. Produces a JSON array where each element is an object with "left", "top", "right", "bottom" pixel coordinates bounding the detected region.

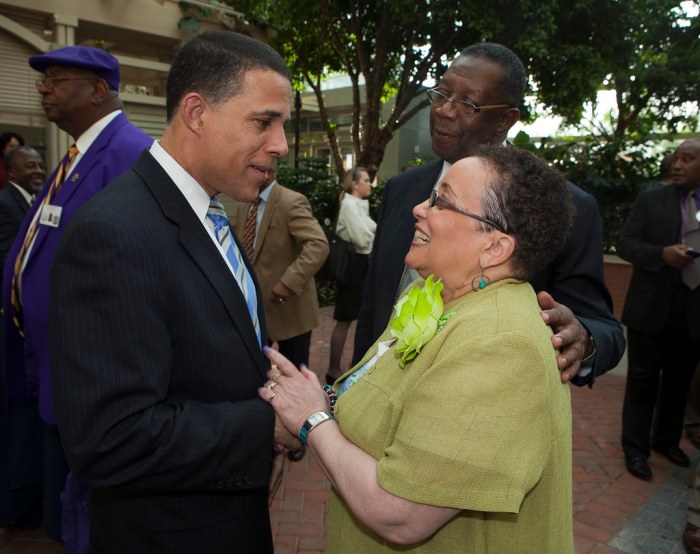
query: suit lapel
[
  {"left": 253, "top": 185, "right": 279, "bottom": 264},
  {"left": 133, "top": 152, "right": 268, "bottom": 378}
]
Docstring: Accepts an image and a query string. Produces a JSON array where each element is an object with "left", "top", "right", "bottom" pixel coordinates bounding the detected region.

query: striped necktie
[
  {"left": 207, "top": 196, "right": 262, "bottom": 345},
  {"left": 241, "top": 196, "right": 261, "bottom": 260},
  {"left": 11, "top": 144, "right": 79, "bottom": 336}
]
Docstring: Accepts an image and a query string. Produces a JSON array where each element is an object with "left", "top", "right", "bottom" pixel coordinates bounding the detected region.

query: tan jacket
[{"left": 234, "top": 184, "right": 328, "bottom": 342}]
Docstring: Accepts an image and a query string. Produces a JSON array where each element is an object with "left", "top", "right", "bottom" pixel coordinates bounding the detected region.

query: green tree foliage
[
  {"left": 525, "top": 0, "right": 700, "bottom": 138},
  {"left": 522, "top": 135, "right": 663, "bottom": 252}
]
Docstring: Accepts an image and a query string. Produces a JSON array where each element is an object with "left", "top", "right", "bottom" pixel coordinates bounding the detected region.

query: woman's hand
[{"left": 258, "top": 347, "right": 329, "bottom": 439}]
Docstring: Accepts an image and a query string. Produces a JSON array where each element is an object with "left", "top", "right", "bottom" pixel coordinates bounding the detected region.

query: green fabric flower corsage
[{"left": 390, "top": 274, "right": 455, "bottom": 368}]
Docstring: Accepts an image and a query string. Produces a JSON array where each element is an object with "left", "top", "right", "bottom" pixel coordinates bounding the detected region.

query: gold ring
[
  {"left": 271, "top": 369, "right": 281, "bottom": 382},
  {"left": 267, "top": 392, "right": 276, "bottom": 403},
  {"left": 267, "top": 381, "right": 278, "bottom": 390}
]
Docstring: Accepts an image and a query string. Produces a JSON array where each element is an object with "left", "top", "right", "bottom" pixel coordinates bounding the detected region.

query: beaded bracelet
[{"left": 322, "top": 384, "right": 337, "bottom": 411}]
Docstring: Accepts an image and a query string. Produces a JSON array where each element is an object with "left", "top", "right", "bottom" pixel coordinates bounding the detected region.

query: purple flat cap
[{"left": 29, "top": 45, "right": 120, "bottom": 90}]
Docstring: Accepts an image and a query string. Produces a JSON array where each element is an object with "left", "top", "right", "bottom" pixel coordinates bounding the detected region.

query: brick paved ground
[{"left": 1, "top": 306, "right": 697, "bottom": 553}]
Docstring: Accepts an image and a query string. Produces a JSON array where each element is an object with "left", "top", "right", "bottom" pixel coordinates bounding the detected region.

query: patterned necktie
[
  {"left": 683, "top": 190, "right": 700, "bottom": 290},
  {"left": 207, "top": 196, "right": 261, "bottom": 345},
  {"left": 241, "top": 197, "right": 261, "bottom": 260},
  {"left": 11, "top": 144, "right": 79, "bottom": 336}
]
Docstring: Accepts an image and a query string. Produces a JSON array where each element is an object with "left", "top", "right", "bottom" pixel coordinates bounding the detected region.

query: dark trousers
[
  {"left": 0, "top": 399, "right": 43, "bottom": 529},
  {"left": 270, "top": 331, "right": 312, "bottom": 369},
  {"left": 44, "top": 423, "right": 69, "bottom": 542},
  {"left": 622, "top": 285, "right": 700, "bottom": 459}
]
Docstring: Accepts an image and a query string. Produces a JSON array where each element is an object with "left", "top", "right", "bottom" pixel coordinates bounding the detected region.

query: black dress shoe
[
  {"left": 683, "top": 522, "right": 700, "bottom": 554},
  {"left": 625, "top": 456, "right": 653, "bottom": 480},
  {"left": 287, "top": 445, "right": 306, "bottom": 462},
  {"left": 652, "top": 445, "right": 690, "bottom": 467}
]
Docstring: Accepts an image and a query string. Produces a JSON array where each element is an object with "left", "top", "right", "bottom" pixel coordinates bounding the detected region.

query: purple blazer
[{"left": 2, "top": 112, "right": 152, "bottom": 424}]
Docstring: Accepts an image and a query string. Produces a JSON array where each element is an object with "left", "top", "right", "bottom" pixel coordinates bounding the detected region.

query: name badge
[{"left": 39, "top": 204, "right": 63, "bottom": 228}]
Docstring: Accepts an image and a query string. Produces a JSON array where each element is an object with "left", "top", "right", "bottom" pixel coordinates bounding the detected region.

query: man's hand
[
  {"left": 274, "top": 416, "right": 301, "bottom": 451},
  {"left": 537, "top": 291, "right": 593, "bottom": 383},
  {"left": 270, "top": 281, "right": 293, "bottom": 305},
  {"left": 662, "top": 244, "right": 695, "bottom": 268}
]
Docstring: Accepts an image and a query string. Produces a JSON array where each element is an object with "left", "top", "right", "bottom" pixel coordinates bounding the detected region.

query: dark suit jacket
[
  {"left": 50, "top": 151, "right": 275, "bottom": 553},
  {"left": 2, "top": 113, "right": 152, "bottom": 424},
  {"left": 617, "top": 184, "right": 700, "bottom": 340},
  {"left": 0, "top": 183, "right": 30, "bottom": 278},
  {"left": 353, "top": 158, "right": 625, "bottom": 386}
]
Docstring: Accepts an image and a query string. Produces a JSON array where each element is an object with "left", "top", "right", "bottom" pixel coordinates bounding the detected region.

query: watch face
[{"left": 308, "top": 412, "right": 327, "bottom": 426}]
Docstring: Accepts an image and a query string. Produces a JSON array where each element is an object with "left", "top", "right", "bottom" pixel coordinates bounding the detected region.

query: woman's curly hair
[{"left": 472, "top": 145, "right": 575, "bottom": 281}]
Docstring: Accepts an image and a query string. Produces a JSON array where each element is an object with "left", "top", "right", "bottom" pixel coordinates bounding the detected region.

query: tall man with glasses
[
  {"left": 353, "top": 43, "right": 625, "bottom": 387},
  {"left": 1, "top": 45, "right": 151, "bottom": 544}
]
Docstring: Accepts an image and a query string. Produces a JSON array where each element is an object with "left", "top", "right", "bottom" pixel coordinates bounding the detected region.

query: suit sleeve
[
  {"left": 535, "top": 187, "right": 625, "bottom": 387},
  {"left": 50, "top": 217, "right": 274, "bottom": 491},
  {"left": 616, "top": 191, "right": 666, "bottom": 271},
  {"left": 352, "top": 177, "right": 396, "bottom": 365},
  {"left": 279, "top": 195, "right": 329, "bottom": 295}
]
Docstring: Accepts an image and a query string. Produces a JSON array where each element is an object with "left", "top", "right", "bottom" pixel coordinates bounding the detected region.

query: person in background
[
  {"left": 617, "top": 139, "right": 700, "bottom": 481},
  {"left": 233, "top": 177, "right": 329, "bottom": 461},
  {"left": 327, "top": 167, "right": 376, "bottom": 384},
  {"left": 261, "top": 145, "right": 575, "bottom": 553},
  {"left": 0, "top": 147, "right": 45, "bottom": 274},
  {"left": 0, "top": 145, "right": 45, "bottom": 532},
  {"left": 658, "top": 153, "right": 673, "bottom": 186},
  {"left": 0, "top": 133, "right": 25, "bottom": 188},
  {"left": 352, "top": 43, "right": 625, "bottom": 387},
  {"left": 234, "top": 177, "right": 329, "bottom": 369},
  {"left": 1, "top": 45, "right": 152, "bottom": 545}
]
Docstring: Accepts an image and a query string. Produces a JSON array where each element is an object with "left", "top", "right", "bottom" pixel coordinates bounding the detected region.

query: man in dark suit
[
  {"left": 1, "top": 46, "right": 152, "bottom": 543},
  {"left": 353, "top": 43, "right": 625, "bottom": 387},
  {"left": 0, "top": 146, "right": 45, "bottom": 275},
  {"left": 617, "top": 139, "right": 700, "bottom": 481},
  {"left": 50, "top": 32, "right": 299, "bottom": 553},
  {"left": 0, "top": 145, "right": 44, "bottom": 531}
]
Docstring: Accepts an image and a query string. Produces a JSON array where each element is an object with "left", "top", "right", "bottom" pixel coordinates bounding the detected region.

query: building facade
[{"left": 0, "top": 0, "right": 431, "bottom": 183}]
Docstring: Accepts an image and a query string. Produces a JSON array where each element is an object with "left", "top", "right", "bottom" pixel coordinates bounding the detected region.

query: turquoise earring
[{"left": 471, "top": 268, "right": 491, "bottom": 292}]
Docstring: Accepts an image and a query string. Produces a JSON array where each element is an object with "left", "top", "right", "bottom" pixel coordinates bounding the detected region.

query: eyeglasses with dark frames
[
  {"left": 35, "top": 76, "right": 96, "bottom": 91},
  {"left": 429, "top": 189, "right": 507, "bottom": 233},
  {"left": 426, "top": 88, "right": 511, "bottom": 118}
]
